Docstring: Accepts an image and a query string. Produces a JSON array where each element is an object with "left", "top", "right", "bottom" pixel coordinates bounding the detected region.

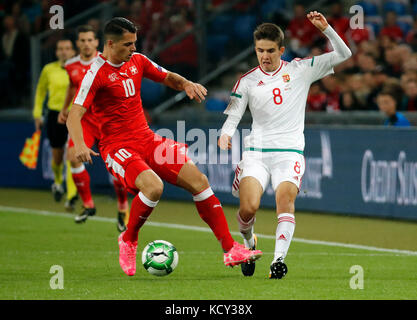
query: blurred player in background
[
  {"left": 67, "top": 17, "right": 263, "bottom": 276},
  {"left": 218, "top": 12, "right": 352, "bottom": 279},
  {"left": 58, "top": 25, "right": 129, "bottom": 231},
  {"left": 32, "top": 39, "right": 78, "bottom": 209}
]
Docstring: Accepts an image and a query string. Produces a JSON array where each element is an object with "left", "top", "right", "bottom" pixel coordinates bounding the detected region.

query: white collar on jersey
[
  {"left": 99, "top": 53, "right": 125, "bottom": 67},
  {"left": 259, "top": 60, "right": 284, "bottom": 76},
  {"left": 106, "top": 59, "right": 125, "bottom": 67}
]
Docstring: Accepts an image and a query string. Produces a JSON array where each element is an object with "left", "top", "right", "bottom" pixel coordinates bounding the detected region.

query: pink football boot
[
  {"left": 118, "top": 232, "right": 138, "bottom": 276},
  {"left": 224, "top": 241, "right": 263, "bottom": 267}
]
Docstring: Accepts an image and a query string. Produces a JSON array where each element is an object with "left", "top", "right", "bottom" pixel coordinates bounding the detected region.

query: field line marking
[{"left": 1, "top": 205, "right": 417, "bottom": 256}]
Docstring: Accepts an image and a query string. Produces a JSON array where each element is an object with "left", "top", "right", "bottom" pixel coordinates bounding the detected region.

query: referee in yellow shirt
[{"left": 33, "top": 38, "right": 78, "bottom": 209}]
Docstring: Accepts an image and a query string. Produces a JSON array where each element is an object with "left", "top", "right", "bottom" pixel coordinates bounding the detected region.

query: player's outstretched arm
[
  {"left": 66, "top": 104, "right": 99, "bottom": 164},
  {"left": 163, "top": 71, "right": 207, "bottom": 103},
  {"left": 307, "top": 11, "right": 352, "bottom": 65}
]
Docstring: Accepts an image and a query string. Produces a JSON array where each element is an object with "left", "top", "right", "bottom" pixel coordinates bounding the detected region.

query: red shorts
[
  {"left": 101, "top": 133, "right": 190, "bottom": 194},
  {"left": 68, "top": 118, "right": 100, "bottom": 149}
]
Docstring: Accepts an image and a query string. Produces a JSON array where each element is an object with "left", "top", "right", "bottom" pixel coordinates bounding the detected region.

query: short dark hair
[
  {"left": 56, "top": 38, "right": 73, "bottom": 49},
  {"left": 253, "top": 23, "right": 284, "bottom": 47},
  {"left": 104, "top": 17, "right": 137, "bottom": 41},
  {"left": 76, "top": 24, "right": 96, "bottom": 38},
  {"left": 378, "top": 87, "right": 400, "bottom": 105}
]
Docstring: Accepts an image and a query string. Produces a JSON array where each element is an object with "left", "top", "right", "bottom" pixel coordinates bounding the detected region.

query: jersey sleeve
[
  {"left": 221, "top": 77, "right": 249, "bottom": 137},
  {"left": 141, "top": 54, "right": 168, "bottom": 82},
  {"left": 289, "top": 55, "right": 334, "bottom": 84},
  {"left": 73, "top": 68, "right": 101, "bottom": 109},
  {"left": 308, "top": 54, "right": 335, "bottom": 83}
]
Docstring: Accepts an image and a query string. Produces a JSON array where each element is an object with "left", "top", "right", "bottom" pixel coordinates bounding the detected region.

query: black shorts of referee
[{"left": 46, "top": 110, "right": 68, "bottom": 148}]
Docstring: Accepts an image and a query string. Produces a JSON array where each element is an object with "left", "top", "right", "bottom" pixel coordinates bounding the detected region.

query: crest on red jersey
[
  {"left": 282, "top": 74, "right": 290, "bottom": 82},
  {"left": 129, "top": 66, "right": 138, "bottom": 75},
  {"left": 108, "top": 72, "right": 118, "bottom": 82}
]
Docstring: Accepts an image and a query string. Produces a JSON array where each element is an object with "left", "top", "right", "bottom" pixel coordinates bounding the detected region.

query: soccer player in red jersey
[
  {"left": 58, "top": 25, "right": 129, "bottom": 231},
  {"left": 67, "top": 17, "right": 262, "bottom": 276}
]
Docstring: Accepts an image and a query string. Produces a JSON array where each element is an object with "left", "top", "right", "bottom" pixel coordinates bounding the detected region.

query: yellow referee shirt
[{"left": 32, "top": 61, "right": 70, "bottom": 119}]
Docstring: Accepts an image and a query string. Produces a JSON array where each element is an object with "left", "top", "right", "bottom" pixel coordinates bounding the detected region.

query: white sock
[
  {"left": 274, "top": 213, "right": 295, "bottom": 262},
  {"left": 236, "top": 211, "right": 256, "bottom": 248}
]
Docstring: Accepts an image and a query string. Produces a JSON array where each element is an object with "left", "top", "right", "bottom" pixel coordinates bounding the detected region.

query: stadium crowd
[{"left": 1, "top": 0, "right": 417, "bottom": 121}]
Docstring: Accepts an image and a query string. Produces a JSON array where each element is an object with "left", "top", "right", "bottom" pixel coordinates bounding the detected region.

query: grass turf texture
[{"left": 0, "top": 188, "right": 417, "bottom": 299}]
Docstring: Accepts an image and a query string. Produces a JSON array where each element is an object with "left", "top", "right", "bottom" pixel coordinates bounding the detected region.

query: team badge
[
  {"left": 282, "top": 74, "right": 290, "bottom": 82},
  {"left": 108, "top": 72, "right": 119, "bottom": 82},
  {"left": 129, "top": 66, "right": 138, "bottom": 75}
]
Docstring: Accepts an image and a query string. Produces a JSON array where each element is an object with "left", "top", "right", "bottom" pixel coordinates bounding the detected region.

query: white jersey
[{"left": 221, "top": 26, "right": 351, "bottom": 153}]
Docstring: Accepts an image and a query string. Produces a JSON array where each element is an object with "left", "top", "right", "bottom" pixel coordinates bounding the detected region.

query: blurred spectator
[
  {"left": 339, "top": 90, "right": 363, "bottom": 111},
  {"left": 159, "top": 14, "right": 198, "bottom": 80},
  {"left": 384, "top": 45, "right": 403, "bottom": 78},
  {"left": 142, "top": 12, "right": 163, "bottom": 55},
  {"left": 400, "top": 71, "right": 417, "bottom": 89},
  {"left": 403, "top": 52, "right": 417, "bottom": 72},
  {"left": 365, "top": 67, "right": 389, "bottom": 110},
  {"left": 114, "top": 0, "right": 131, "bottom": 17},
  {"left": 346, "top": 73, "right": 369, "bottom": 108},
  {"left": 87, "top": 18, "right": 103, "bottom": 49},
  {"left": 209, "top": 0, "right": 257, "bottom": 12},
  {"left": 400, "top": 80, "right": 417, "bottom": 111},
  {"left": 321, "top": 75, "right": 341, "bottom": 112},
  {"left": 34, "top": 0, "right": 55, "bottom": 34},
  {"left": 348, "top": 25, "right": 374, "bottom": 46},
  {"left": 0, "top": 14, "right": 30, "bottom": 107},
  {"left": 306, "top": 82, "right": 326, "bottom": 112},
  {"left": 129, "top": 0, "right": 165, "bottom": 40},
  {"left": 357, "top": 52, "right": 377, "bottom": 73},
  {"left": 377, "top": 89, "right": 410, "bottom": 127},
  {"left": 406, "top": 19, "right": 417, "bottom": 51},
  {"left": 380, "top": 11, "right": 404, "bottom": 43},
  {"left": 286, "top": 3, "right": 320, "bottom": 57},
  {"left": 327, "top": 1, "right": 349, "bottom": 45}
]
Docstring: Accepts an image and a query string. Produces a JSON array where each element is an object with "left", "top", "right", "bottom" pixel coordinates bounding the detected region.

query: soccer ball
[{"left": 141, "top": 240, "right": 179, "bottom": 276}]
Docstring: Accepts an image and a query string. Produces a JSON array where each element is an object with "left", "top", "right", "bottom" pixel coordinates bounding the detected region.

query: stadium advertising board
[{"left": 2, "top": 121, "right": 416, "bottom": 221}]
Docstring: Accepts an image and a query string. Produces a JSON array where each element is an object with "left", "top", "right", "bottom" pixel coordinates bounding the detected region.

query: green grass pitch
[{"left": 0, "top": 188, "right": 416, "bottom": 300}]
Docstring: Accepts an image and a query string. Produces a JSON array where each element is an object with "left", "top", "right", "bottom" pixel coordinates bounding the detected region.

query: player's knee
[
  {"left": 147, "top": 183, "right": 164, "bottom": 201},
  {"left": 136, "top": 173, "right": 164, "bottom": 201},
  {"left": 240, "top": 201, "right": 258, "bottom": 219}
]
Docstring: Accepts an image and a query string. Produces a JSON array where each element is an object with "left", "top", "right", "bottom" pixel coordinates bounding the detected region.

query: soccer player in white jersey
[{"left": 218, "top": 11, "right": 352, "bottom": 279}]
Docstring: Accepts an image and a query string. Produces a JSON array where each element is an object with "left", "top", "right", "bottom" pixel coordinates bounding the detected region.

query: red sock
[
  {"left": 193, "top": 187, "right": 234, "bottom": 252},
  {"left": 71, "top": 164, "right": 94, "bottom": 208},
  {"left": 123, "top": 192, "right": 158, "bottom": 243},
  {"left": 112, "top": 177, "right": 128, "bottom": 211}
]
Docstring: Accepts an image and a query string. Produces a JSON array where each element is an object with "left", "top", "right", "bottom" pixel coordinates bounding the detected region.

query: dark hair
[
  {"left": 104, "top": 17, "right": 137, "bottom": 40},
  {"left": 56, "top": 38, "right": 73, "bottom": 49},
  {"left": 378, "top": 87, "right": 401, "bottom": 105},
  {"left": 76, "top": 24, "right": 96, "bottom": 38},
  {"left": 253, "top": 23, "right": 284, "bottom": 47}
]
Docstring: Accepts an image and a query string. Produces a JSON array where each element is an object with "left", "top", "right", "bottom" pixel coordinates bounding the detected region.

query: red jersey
[
  {"left": 65, "top": 53, "right": 100, "bottom": 128},
  {"left": 73, "top": 53, "right": 168, "bottom": 149}
]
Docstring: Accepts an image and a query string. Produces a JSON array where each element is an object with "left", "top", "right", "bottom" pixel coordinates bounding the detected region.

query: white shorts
[{"left": 232, "top": 151, "right": 305, "bottom": 198}]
